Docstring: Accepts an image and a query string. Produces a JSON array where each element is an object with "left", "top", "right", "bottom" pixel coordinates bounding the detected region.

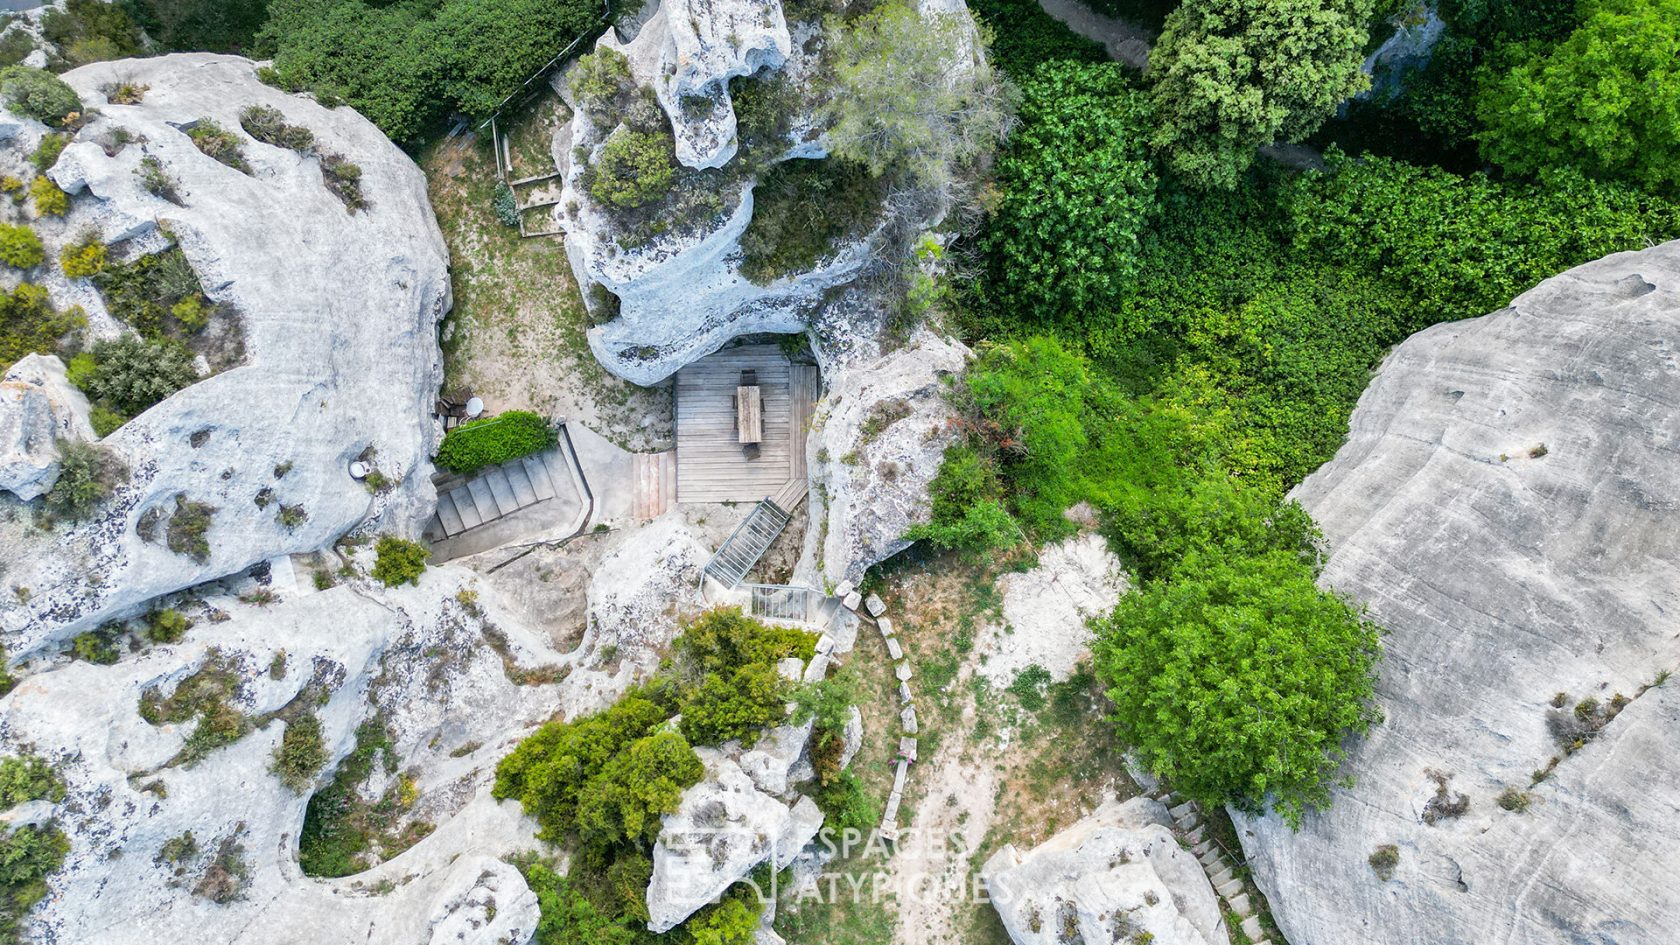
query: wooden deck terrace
[{"left": 674, "top": 344, "right": 817, "bottom": 504}]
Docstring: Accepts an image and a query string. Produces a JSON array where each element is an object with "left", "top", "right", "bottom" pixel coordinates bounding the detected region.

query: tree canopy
[
  {"left": 1146, "top": 0, "right": 1372, "bottom": 188},
  {"left": 1475, "top": 0, "right": 1680, "bottom": 194}
]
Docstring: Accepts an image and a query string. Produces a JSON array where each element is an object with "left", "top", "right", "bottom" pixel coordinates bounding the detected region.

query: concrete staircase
[
  {"left": 427, "top": 446, "right": 576, "bottom": 541},
  {"left": 1156, "top": 793, "right": 1273, "bottom": 945}
]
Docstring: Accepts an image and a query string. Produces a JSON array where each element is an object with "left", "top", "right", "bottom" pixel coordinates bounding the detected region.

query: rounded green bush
[
  {"left": 588, "top": 130, "right": 675, "bottom": 210},
  {"left": 0, "top": 223, "right": 43, "bottom": 268},
  {"left": 0, "top": 66, "right": 82, "bottom": 126}
]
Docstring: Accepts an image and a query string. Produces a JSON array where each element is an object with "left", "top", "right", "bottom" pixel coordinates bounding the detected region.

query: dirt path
[{"left": 1036, "top": 0, "right": 1154, "bottom": 69}]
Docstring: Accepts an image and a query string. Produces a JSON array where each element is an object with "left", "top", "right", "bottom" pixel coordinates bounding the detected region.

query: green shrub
[
  {"left": 812, "top": 769, "right": 879, "bottom": 835},
  {"left": 574, "top": 730, "right": 705, "bottom": 846},
  {"left": 1093, "top": 549, "right": 1382, "bottom": 827},
  {"left": 372, "top": 535, "right": 429, "bottom": 586},
  {"left": 0, "top": 66, "right": 82, "bottom": 126},
  {"left": 89, "top": 405, "right": 124, "bottom": 437},
  {"left": 738, "top": 158, "right": 885, "bottom": 284},
  {"left": 0, "top": 224, "right": 42, "bottom": 269},
  {"left": 28, "top": 176, "right": 67, "bottom": 217},
  {"left": 966, "top": 0, "right": 1105, "bottom": 80},
  {"left": 187, "top": 120, "right": 251, "bottom": 173},
  {"left": 129, "top": 0, "right": 268, "bottom": 52},
  {"left": 0, "top": 755, "right": 65, "bottom": 807},
  {"left": 0, "top": 283, "right": 84, "bottom": 373},
  {"left": 136, "top": 156, "right": 182, "bottom": 204},
  {"left": 298, "top": 717, "right": 399, "bottom": 877},
  {"left": 43, "top": 439, "right": 126, "bottom": 522},
  {"left": 144, "top": 608, "right": 192, "bottom": 644},
  {"left": 165, "top": 496, "right": 217, "bottom": 563},
  {"left": 238, "top": 104, "right": 314, "bottom": 151},
  {"left": 0, "top": 823, "right": 69, "bottom": 942},
  {"left": 94, "top": 244, "right": 213, "bottom": 338},
  {"left": 434, "top": 410, "right": 556, "bottom": 473},
  {"left": 683, "top": 894, "right": 759, "bottom": 945},
  {"left": 1368, "top": 843, "right": 1399, "bottom": 880},
  {"left": 319, "top": 152, "right": 366, "bottom": 211},
  {"left": 677, "top": 662, "right": 788, "bottom": 748},
  {"left": 904, "top": 445, "right": 1019, "bottom": 555},
  {"left": 71, "top": 627, "right": 121, "bottom": 664},
  {"left": 271, "top": 713, "right": 329, "bottom": 793},
  {"left": 587, "top": 129, "right": 676, "bottom": 210},
  {"left": 59, "top": 239, "right": 106, "bottom": 278},
  {"left": 569, "top": 47, "right": 632, "bottom": 116},
  {"left": 276, "top": 504, "right": 308, "bottom": 530},
  {"left": 29, "top": 133, "right": 66, "bottom": 173},
  {"left": 492, "top": 180, "right": 519, "bottom": 227},
  {"left": 0, "top": 30, "right": 33, "bottom": 71},
  {"left": 41, "top": 0, "right": 142, "bottom": 67},
  {"left": 76, "top": 336, "right": 197, "bottom": 417}
]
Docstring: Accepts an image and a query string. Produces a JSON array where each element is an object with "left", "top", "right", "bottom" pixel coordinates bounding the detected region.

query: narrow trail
[{"left": 1035, "top": 0, "right": 1154, "bottom": 69}]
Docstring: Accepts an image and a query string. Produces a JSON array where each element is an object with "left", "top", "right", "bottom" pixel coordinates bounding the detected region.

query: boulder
[
  {"left": 976, "top": 532, "right": 1128, "bottom": 686},
  {"left": 658, "top": 0, "right": 792, "bottom": 169},
  {"left": 797, "top": 328, "right": 969, "bottom": 586},
  {"left": 425, "top": 857, "right": 541, "bottom": 945},
  {"left": 647, "top": 749, "right": 799, "bottom": 932},
  {"left": 980, "top": 796, "right": 1226, "bottom": 945},
  {"left": 0, "top": 54, "right": 449, "bottom": 655},
  {"left": 0, "top": 354, "right": 92, "bottom": 500},
  {"left": 1237, "top": 242, "right": 1680, "bottom": 945}
]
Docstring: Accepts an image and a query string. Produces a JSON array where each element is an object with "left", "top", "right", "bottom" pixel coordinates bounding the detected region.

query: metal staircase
[{"left": 703, "top": 499, "right": 791, "bottom": 588}]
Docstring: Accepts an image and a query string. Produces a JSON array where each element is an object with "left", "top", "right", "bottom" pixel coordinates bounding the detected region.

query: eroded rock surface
[
  {"left": 1238, "top": 242, "right": 1680, "bottom": 945},
  {"left": 976, "top": 532, "right": 1128, "bottom": 686},
  {"left": 0, "top": 354, "right": 92, "bottom": 500},
  {"left": 981, "top": 796, "right": 1226, "bottom": 945},
  {"left": 0, "top": 54, "right": 449, "bottom": 655}
]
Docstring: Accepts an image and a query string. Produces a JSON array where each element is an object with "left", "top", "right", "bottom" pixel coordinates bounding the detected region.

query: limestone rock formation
[
  {"left": 0, "top": 54, "right": 449, "bottom": 656},
  {"left": 1237, "top": 242, "right": 1680, "bottom": 945},
  {"left": 797, "top": 327, "right": 969, "bottom": 586},
  {"left": 981, "top": 796, "right": 1227, "bottom": 945},
  {"left": 976, "top": 532, "right": 1128, "bottom": 686},
  {"left": 0, "top": 354, "right": 93, "bottom": 500},
  {"left": 658, "top": 0, "right": 792, "bottom": 168}
]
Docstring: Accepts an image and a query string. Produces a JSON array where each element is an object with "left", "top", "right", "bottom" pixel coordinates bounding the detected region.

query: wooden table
[{"left": 736, "top": 385, "right": 763, "bottom": 444}]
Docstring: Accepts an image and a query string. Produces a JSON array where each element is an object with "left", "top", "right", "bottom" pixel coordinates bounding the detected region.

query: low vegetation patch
[
  {"left": 585, "top": 127, "right": 677, "bottom": 211},
  {"left": 299, "top": 717, "right": 431, "bottom": 877},
  {"left": 164, "top": 495, "right": 217, "bottom": 563},
  {"left": 433, "top": 410, "right": 556, "bottom": 473},
  {"left": 187, "top": 120, "right": 251, "bottom": 174},
  {"left": 0, "top": 225, "right": 43, "bottom": 270},
  {"left": 739, "top": 158, "right": 885, "bottom": 285},
  {"left": 0, "top": 283, "right": 84, "bottom": 373},
  {"left": 372, "top": 535, "right": 429, "bottom": 587},
  {"left": 0, "top": 755, "right": 65, "bottom": 808},
  {"left": 42, "top": 439, "right": 127, "bottom": 524},
  {"left": 138, "top": 649, "right": 248, "bottom": 766},
  {"left": 0, "top": 823, "right": 69, "bottom": 941},
  {"left": 28, "top": 176, "right": 67, "bottom": 217},
  {"left": 0, "top": 66, "right": 81, "bottom": 126},
  {"left": 238, "top": 104, "right": 314, "bottom": 152},
  {"left": 271, "top": 713, "right": 329, "bottom": 793}
]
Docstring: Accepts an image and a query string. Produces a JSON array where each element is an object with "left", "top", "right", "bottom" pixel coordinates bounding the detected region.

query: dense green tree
[
  {"left": 0, "top": 67, "right": 82, "bottom": 126},
  {"left": 1093, "top": 549, "right": 1382, "bottom": 826},
  {"left": 433, "top": 0, "right": 604, "bottom": 117},
  {"left": 522, "top": 862, "right": 637, "bottom": 945},
  {"left": 671, "top": 607, "right": 816, "bottom": 676},
  {"left": 1475, "top": 0, "right": 1680, "bottom": 194},
  {"left": 574, "top": 731, "right": 704, "bottom": 846},
  {"left": 127, "top": 0, "right": 271, "bottom": 52},
  {"left": 1147, "top": 0, "right": 1371, "bottom": 188},
  {"left": 824, "top": 0, "right": 1016, "bottom": 189},
  {"left": 678, "top": 663, "right": 788, "bottom": 748},
  {"left": 984, "top": 62, "right": 1158, "bottom": 324}
]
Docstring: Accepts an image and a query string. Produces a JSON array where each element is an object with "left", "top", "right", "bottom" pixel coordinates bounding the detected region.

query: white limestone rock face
[
  {"left": 0, "top": 354, "right": 93, "bottom": 500},
  {"left": 976, "top": 532, "right": 1128, "bottom": 686},
  {"left": 425, "top": 857, "right": 541, "bottom": 945},
  {"left": 660, "top": 0, "right": 792, "bottom": 168},
  {"left": 796, "top": 327, "right": 970, "bottom": 586},
  {"left": 1237, "top": 242, "right": 1680, "bottom": 945},
  {"left": 646, "top": 748, "right": 796, "bottom": 932},
  {"left": 981, "top": 797, "right": 1226, "bottom": 945},
  {"left": 0, "top": 54, "right": 448, "bottom": 656}
]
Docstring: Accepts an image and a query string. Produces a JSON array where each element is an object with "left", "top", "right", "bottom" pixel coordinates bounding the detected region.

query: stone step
[
  {"left": 1185, "top": 825, "right": 1206, "bottom": 844},
  {"left": 523, "top": 455, "right": 557, "bottom": 501},
  {"left": 504, "top": 460, "right": 538, "bottom": 506},
  {"left": 450, "top": 485, "right": 484, "bottom": 529},
  {"left": 1177, "top": 813, "right": 1201, "bottom": 831},
  {"left": 1240, "top": 915, "right": 1264, "bottom": 940},
  {"left": 1190, "top": 840, "right": 1212, "bottom": 857},
  {"left": 1216, "top": 877, "right": 1243, "bottom": 900},
  {"left": 1197, "top": 848, "right": 1221, "bottom": 869},
  {"left": 1169, "top": 800, "right": 1198, "bottom": 822},
  {"left": 468, "top": 476, "right": 504, "bottom": 519},
  {"left": 1225, "top": 892, "right": 1251, "bottom": 915},
  {"left": 435, "top": 492, "right": 465, "bottom": 536},
  {"left": 486, "top": 467, "right": 519, "bottom": 512},
  {"left": 1208, "top": 867, "right": 1234, "bottom": 888}
]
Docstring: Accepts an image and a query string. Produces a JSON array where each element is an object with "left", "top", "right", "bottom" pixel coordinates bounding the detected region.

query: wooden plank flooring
[{"left": 677, "top": 345, "right": 817, "bottom": 503}]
